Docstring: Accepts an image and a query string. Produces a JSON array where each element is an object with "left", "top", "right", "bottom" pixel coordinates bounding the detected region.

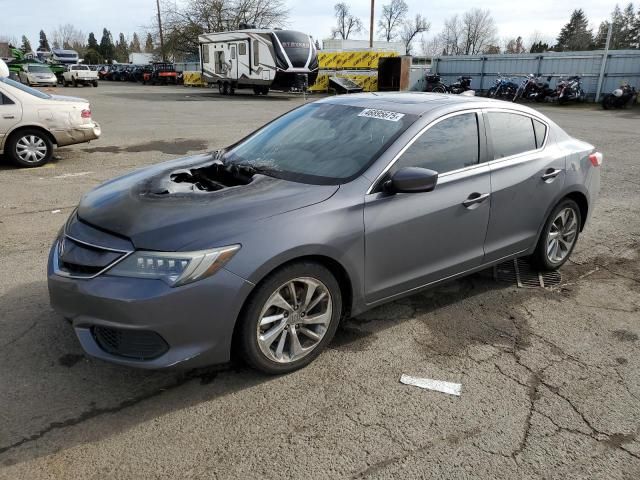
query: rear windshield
[
  {"left": 224, "top": 102, "right": 417, "bottom": 185},
  {"left": 72, "top": 65, "right": 89, "bottom": 70},
  {"left": 0, "top": 77, "right": 51, "bottom": 99},
  {"left": 28, "top": 65, "right": 52, "bottom": 73}
]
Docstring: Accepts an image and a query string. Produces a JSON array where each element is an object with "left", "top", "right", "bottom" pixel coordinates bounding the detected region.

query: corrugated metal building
[{"left": 422, "top": 50, "right": 640, "bottom": 100}]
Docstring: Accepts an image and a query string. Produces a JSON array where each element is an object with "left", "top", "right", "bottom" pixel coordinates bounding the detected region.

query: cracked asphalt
[{"left": 1, "top": 84, "right": 639, "bottom": 479}]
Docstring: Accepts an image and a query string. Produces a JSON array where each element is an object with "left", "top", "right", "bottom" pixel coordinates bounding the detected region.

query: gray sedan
[{"left": 48, "top": 93, "right": 602, "bottom": 374}]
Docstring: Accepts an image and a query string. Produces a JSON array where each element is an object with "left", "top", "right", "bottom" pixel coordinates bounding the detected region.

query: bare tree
[
  {"left": 51, "top": 24, "right": 85, "bottom": 51},
  {"left": 332, "top": 2, "right": 363, "bottom": 39},
  {"left": 504, "top": 36, "right": 526, "bottom": 53},
  {"left": 161, "top": 0, "right": 289, "bottom": 55},
  {"left": 460, "top": 8, "right": 497, "bottom": 55},
  {"left": 438, "top": 15, "right": 463, "bottom": 55},
  {"left": 378, "top": 0, "right": 408, "bottom": 42},
  {"left": 420, "top": 35, "right": 442, "bottom": 57},
  {"left": 400, "top": 14, "right": 430, "bottom": 55}
]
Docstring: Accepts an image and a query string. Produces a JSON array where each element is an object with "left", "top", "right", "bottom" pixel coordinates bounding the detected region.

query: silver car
[
  {"left": 18, "top": 64, "right": 58, "bottom": 87},
  {"left": 47, "top": 93, "right": 602, "bottom": 374}
]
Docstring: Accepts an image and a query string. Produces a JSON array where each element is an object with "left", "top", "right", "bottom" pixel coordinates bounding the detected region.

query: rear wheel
[
  {"left": 6, "top": 129, "right": 54, "bottom": 168},
  {"left": 222, "top": 82, "right": 231, "bottom": 95},
  {"left": 238, "top": 262, "right": 342, "bottom": 374},
  {"left": 432, "top": 84, "right": 447, "bottom": 93},
  {"left": 93, "top": 80, "right": 98, "bottom": 87},
  {"left": 531, "top": 199, "right": 581, "bottom": 271},
  {"left": 602, "top": 95, "right": 615, "bottom": 110}
]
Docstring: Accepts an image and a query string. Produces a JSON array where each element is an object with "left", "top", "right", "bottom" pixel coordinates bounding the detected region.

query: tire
[
  {"left": 432, "top": 84, "right": 447, "bottom": 93},
  {"left": 602, "top": 95, "right": 615, "bottom": 110},
  {"left": 218, "top": 82, "right": 224, "bottom": 94},
  {"left": 531, "top": 199, "right": 581, "bottom": 271},
  {"left": 72, "top": 78, "right": 77, "bottom": 87},
  {"left": 222, "top": 82, "right": 230, "bottom": 95},
  {"left": 253, "top": 86, "right": 261, "bottom": 95},
  {"left": 93, "top": 80, "right": 98, "bottom": 87},
  {"left": 63, "top": 80, "right": 68, "bottom": 87},
  {"left": 261, "top": 86, "right": 269, "bottom": 95},
  {"left": 6, "top": 129, "right": 54, "bottom": 168},
  {"left": 487, "top": 87, "right": 496, "bottom": 98},
  {"left": 238, "top": 261, "right": 343, "bottom": 374}
]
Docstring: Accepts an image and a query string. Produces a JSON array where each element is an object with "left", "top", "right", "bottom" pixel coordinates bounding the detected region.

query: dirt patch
[
  {"left": 82, "top": 139, "right": 209, "bottom": 155},
  {"left": 612, "top": 329, "right": 639, "bottom": 342}
]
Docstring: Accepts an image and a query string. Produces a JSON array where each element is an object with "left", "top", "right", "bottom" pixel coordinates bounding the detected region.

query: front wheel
[
  {"left": 93, "top": 80, "right": 98, "bottom": 87},
  {"left": 238, "top": 262, "right": 342, "bottom": 374},
  {"left": 602, "top": 95, "right": 615, "bottom": 110},
  {"left": 432, "top": 84, "right": 447, "bottom": 93},
  {"left": 531, "top": 199, "right": 581, "bottom": 271},
  {"left": 6, "top": 129, "right": 54, "bottom": 168}
]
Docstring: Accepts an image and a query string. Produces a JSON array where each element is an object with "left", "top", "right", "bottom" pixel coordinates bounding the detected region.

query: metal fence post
[
  {"left": 480, "top": 57, "right": 486, "bottom": 91},
  {"left": 595, "top": 23, "right": 612, "bottom": 102}
]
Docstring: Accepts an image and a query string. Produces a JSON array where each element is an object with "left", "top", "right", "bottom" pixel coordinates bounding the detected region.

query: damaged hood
[{"left": 77, "top": 153, "right": 339, "bottom": 251}]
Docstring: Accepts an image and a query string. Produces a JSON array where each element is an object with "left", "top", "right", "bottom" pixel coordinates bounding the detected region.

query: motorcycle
[
  {"left": 424, "top": 74, "right": 448, "bottom": 93},
  {"left": 512, "top": 74, "right": 554, "bottom": 102},
  {"left": 423, "top": 74, "right": 474, "bottom": 94},
  {"left": 602, "top": 83, "right": 637, "bottom": 109},
  {"left": 449, "top": 76, "right": 473, "bottom": 94},
  {"left": 487, "top": 75, "right": 519, "bottom": 100},
  {"left": 556, "top": 75, "right": 585, "bottom": 104}
]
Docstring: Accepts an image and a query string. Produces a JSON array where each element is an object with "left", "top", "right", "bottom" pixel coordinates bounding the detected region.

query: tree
[
  {"left": 87, "top": 32, "right": 99, "bottom": 50},
  {"left": 51, "top": 24, "right": 84, "bottom": 50},
  {"left": 378, "top": 0, "right": 408, "bottom": 42},
  {"left": 332, "top": 3, "right": 363, "bottom": 39},
  {"left": 20, "top": 35, "right": 32, "bottom": 53},
  {"left": 84, "top": 49, "right": 104, "bottom": 64},
  {"left": 129, "top": 33, "right": 142, "bottom": 53},
  {"left": 99, "top": 28, "right": 115, "bottom": 62},
  {"left": 145, "top": 33, "right": 154, "bottom": 53},
  {"left": 315, "top": 39, "right": 321, "bottom": 50},
  {"left": 483, "top": 44, "right": 500, "bottom": 54},
  {"left": 529, "top": 41, "right": 550, "bottom": 53},
  {"left": 38, "top": 30, "right": 50, "bottom": 51},
  {"left": 555, "top": 9, "right": 593, "bottom": 51},
  {"left": 162, "top": 0, "right": 288, "bottom": 56},
  {"left": 460, "top": 8, "right": 497, "bottom": 55},
  {"left": 115, "top": 33, "right": 130, "bottom": 63},
  {"left": 400, "top": 14, "right": 430, "bottom": 55},
  {"left": 438, "top": 15, "right": 462, "bottom": 55},
  {"left": 505, "top": 36, "right": 526, "bottom": 54}
]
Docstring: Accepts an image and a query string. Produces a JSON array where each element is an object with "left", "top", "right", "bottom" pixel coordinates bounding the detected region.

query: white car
[
  {"left": 63, "top": 65, "right": 99, "bottom": 87},
  {"left": 18, "top": 64, "right": 58, "bottom": 87},
  {"left": 0, "top": 77, "right": 101, "bottom": 167}
]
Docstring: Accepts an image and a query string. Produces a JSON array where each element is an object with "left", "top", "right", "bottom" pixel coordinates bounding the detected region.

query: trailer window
[
  {"left": 230, "top": 46, "right": 236, "bottom": 60},
  {"left": 239, "top": 43, "right": 246, "bottom": 55},
  {"left": 253, "top": 40, "right": 259, "bottom": 65},
  {"left": 202, "top": 45, "right": 209, "bottom": 64},
  {"left": 215, "top": 51, "right": 226, "bottom": 73}
]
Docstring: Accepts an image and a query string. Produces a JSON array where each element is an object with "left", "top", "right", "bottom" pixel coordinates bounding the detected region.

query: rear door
[
  {"left": 364, "top": 110, "right": 492, "bottom": 303},
  {"left": 483, "top": 109, "right": 565, "bottom": 263},
  {"left": 0, "top": 89, "right": 22, "bottom": 150}
]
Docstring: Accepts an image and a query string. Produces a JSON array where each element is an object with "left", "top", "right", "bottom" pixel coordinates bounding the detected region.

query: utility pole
[
  {"left": 369, "top": 0, "right": 374, "bottom": 48},
  {"left": 595, "top": 22, "right": 612, "bottom": 102},
  {"left": 156, "top": 0, "right": 166, "bottom": 62}
]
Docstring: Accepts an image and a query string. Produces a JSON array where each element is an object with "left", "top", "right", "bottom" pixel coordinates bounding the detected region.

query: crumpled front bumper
[{"left": 52, "top": 122, "right": 101, "bottom": 147}]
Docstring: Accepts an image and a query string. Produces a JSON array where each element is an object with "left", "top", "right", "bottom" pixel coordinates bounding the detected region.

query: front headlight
[{"left": 106, "top": 245, "right": 240, "bottom": 287}]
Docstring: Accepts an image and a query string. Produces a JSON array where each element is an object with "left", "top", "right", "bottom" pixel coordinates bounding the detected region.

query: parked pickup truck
[{"left": 63, "top": 65, "right": 99, "bottom": 87}]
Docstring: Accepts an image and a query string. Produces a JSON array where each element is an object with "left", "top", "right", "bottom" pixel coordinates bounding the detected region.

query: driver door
[{"left": 364, "top": 111, "right": 491, "bottom": 303}]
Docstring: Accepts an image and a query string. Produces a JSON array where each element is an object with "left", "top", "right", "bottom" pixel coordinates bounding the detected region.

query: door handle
[
  {"left": 463, "top": 192, "right": 490, "bottom": 208},
  {"left": 541, "top": 168, "right": 562, "bottom": 181},
  {"left": 2, "top": 114, "right": 15, "bottom": 119}
]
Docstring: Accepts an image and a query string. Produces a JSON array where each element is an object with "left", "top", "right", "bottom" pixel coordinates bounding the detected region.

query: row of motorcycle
[{"left": 424, "top": 73, "right": 637, "bottom": 109}]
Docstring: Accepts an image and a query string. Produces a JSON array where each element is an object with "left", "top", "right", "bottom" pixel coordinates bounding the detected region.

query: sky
[{"left": 1, "top": 0, "right": 616, "bottom": 51}]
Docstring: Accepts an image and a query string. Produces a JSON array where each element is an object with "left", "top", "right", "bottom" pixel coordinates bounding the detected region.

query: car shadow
[{"left": 0, "top": 270, "right": 526, "bottom": 466}]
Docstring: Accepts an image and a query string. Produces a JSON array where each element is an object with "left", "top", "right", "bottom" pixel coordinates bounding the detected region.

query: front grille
[
  {"left": 56, "top": 235, "right": 127, "bottom": 278},
  {"left": 92, "top": 326, "right": 169, "bottom": 360}
]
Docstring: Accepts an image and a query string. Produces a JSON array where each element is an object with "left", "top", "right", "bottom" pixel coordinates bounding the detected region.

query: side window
[
  {"left": 202, "top": 44, "right": 210, "bottom": 64},
  {"left": 487, "top": 112, "right": 537, "bottom": 159},
  {"left": 395, "top": 113, "right": 479, "bottom": 174},
  {"left": 533, "top": 119, "right": 547, "bottom": 148},
  {"left": 239, "top": 43, "right": 246, "bottom": 55},
  {"left": 253, "top": 40, "right": 259, "bottom": 65},
  {"left": 230, "top": 46, "right": 236, "bottom": 60},
  {"left": 0, "top": 94, "right": 15, "bottom": 105}
]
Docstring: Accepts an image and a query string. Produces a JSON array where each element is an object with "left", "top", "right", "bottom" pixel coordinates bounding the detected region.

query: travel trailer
[
  {"left": 51, "top": 48, "right": 79, "bottom": 65},
  {"left": 198, "top": 29, "right": 318, "bottom": 94}
]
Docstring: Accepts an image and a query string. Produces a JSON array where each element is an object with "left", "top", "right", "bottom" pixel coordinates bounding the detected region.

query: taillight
[
  {"left": 81, "top": 109, "right": 91, "bottom": 119},
  {"left": 589, "top": 152, "right": 603, "bottom": 167}
]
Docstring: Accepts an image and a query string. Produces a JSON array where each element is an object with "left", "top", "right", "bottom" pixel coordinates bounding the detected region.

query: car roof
[{"left": 317, "top": 92, "right": 541, "bottom": 117}]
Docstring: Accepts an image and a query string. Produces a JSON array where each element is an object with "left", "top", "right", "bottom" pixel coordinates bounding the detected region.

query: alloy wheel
[
  {"left": 15, "top": 135, "right": 47, "bottom": 164},
  {"left": 546, "top": 207, "right": 578, "bottom": 264},
  {"left": 256, "top": 277, "right": 333, "bottom": 364}
]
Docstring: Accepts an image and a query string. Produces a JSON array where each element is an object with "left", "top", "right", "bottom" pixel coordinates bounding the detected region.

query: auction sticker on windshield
[{"left": 358, "top": 108, "right": 405, "bottom": 122}]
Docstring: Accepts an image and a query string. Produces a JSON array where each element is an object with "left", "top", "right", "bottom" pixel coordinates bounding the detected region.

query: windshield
[
  {"left": 273, "top": 31, "right": 312, "bottom": 67},
  {"left": 28, "top": 65, "right": 52, "bottom": 73},
  {"left": 0, "top": 77, "right": 51, "bottom": 99},
  {"left": 72, "top": 66, "right": 89, "bottom": 70},
  {"left": 224, "top": 103, "right": 417, "bottom": 185}
]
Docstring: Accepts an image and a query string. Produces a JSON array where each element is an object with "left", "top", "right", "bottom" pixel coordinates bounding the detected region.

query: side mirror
[{"left": 383, "top": 167, "right": 438, "bottom": 194}]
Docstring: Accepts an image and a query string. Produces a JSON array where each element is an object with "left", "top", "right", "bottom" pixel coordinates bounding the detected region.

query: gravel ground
[{"left": 1, "top": 83, "right": 639, "bottom": 479}]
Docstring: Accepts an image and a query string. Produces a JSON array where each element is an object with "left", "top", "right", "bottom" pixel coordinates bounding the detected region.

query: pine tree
[
  {"left": 38, "top": 30, "right": 50, "bottom": 51},
  {"left": 620, "top": 3, "right": 636, "bottom": 48},
  {"left": 129, "top": 33, "right": 142, "bottom": 53},
  {"left": 99, "top": 28, "right": 115, "bottom": 62},
  {"left": 633, "top": 8, "right": 640, "bottom": 48},
  {"left": 115, "top": 33, "right": 129, "bottom": 63},
  {"left": 529, "top": 41, "right": 549, "bottom": 53},
  {"left": 593, "top": 21, "right": 611, "bottom": 49},
  {"left": 556, "top": 9, "right": 593, "bottom": 51},
  {"left": 144, "top": 33, "right": 154, "bottom": 53},
  {"left": 87, "top": 32, "right": 99, "bottom": 50},
  {"left": 20, "top": 35, "right": 32, "bottom": 53}
]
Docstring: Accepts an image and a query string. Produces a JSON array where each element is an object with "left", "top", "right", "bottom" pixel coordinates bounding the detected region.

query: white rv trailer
[{"left": 198, "top": 29, "right": 318, "bottom": 95}]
